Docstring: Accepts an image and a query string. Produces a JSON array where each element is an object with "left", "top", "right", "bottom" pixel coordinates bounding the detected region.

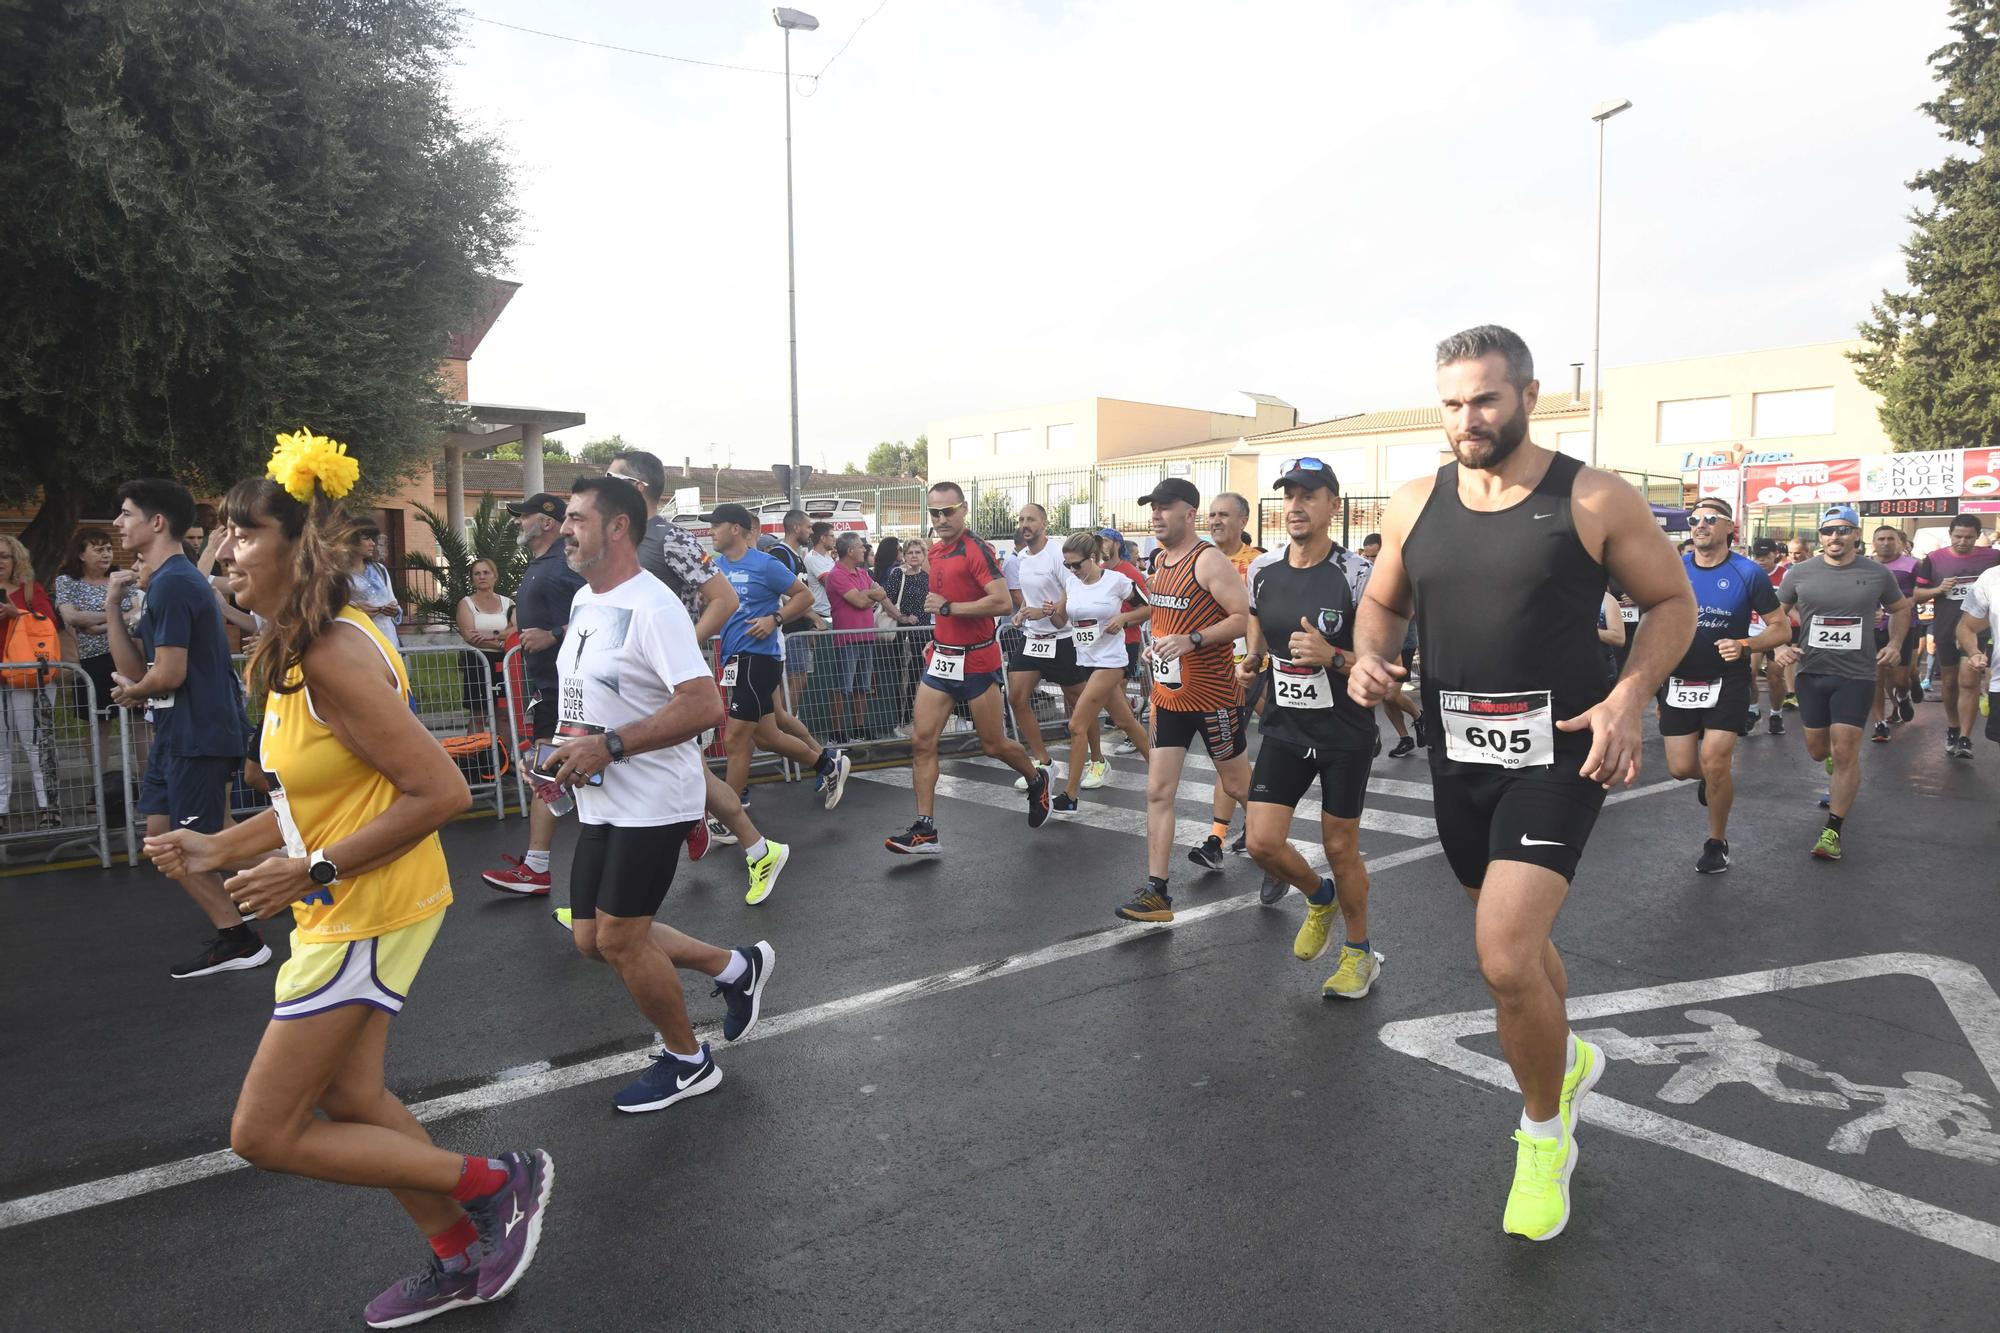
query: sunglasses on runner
[
  {"left": 1280, "top": 457, "right": 1330, "bottom": 473},
  {"left": 927, "top": 504, "right": 964, "bottom": 520},
  {"left": 1818, "top": 525, "right": 1855, "bottom": 536},
  {"left": 1689, "top": 512, "right": 1728, "bottom": 526},
  {"left": 1063, "top": 559, "right": 1087, "bottom": 571}
]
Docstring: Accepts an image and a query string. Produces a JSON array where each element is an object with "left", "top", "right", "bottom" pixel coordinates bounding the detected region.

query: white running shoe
[{"left": 1080, "top": 760, "right": 1109, "bottom": 790}]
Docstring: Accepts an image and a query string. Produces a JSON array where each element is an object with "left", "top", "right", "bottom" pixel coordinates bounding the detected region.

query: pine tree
[{"left": 1852, "top": 1, "right": 2000, "bottom": 451}]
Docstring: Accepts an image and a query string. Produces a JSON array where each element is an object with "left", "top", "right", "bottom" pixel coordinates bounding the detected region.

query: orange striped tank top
[{"left": 1149, "top": 544, "right": 1243, "bottom": 712}]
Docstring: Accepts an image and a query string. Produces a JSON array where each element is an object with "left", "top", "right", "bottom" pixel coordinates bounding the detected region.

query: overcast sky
[{"left": 449, "top": 0, "right": 1950, "bottom": 471}]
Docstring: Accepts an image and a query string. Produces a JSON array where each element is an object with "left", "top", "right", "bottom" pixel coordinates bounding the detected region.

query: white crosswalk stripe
[{"left": 953, "top": 755, "right": 1437, "bottom": 839}]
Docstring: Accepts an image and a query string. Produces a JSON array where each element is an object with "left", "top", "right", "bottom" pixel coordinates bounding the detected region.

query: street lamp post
[
  {"left": 775, "top": 8, "right": 818, "bottom": 509},
  {"left": 1589, "top": 97, "right": 1632, "bottom": 470}
]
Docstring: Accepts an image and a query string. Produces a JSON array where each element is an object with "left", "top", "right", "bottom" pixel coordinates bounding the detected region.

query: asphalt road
[{"left": 4, "top": 704, "right": 1998, "bottom": 1330}]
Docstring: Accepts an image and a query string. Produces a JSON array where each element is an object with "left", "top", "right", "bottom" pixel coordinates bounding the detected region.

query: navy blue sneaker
[
  {"left": 712, "top": 941, "right": 776, "bottom": 1042},
  {"left": 1052, "top": 792, "right": 1080, "bottom": 817},
  {"left": 614, "top": 1046, "right": 722, "bottom": 1114}
]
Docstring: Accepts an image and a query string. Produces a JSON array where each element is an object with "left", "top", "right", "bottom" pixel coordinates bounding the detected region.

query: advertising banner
[
  {"left": 1960, "top": 447, "right": 2000, "bottom": 499},
  {"left": 1860, "top": 449, "right": 1962, "bottom": 501},
  {"left": 1698, "top": 467, "right": 1741, "bottom": 514},
  {"left": 1745, "top": 458, "right": 1861, "bottom": 506}
]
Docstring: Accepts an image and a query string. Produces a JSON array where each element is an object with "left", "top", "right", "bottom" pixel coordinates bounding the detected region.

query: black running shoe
[
  {"left": 1768, "top": 713, "right": 1785, "bottom": 736},
  {"left": 1695, "top": 838, "right": 1730, "bottom": 875},
  {"left": 1187, "top": 835, "right": 1224, "bottom": 872},
  {"left": 170, "top": 931, "right": 271, "bottom": 979},
  {"left": 1953, "top": 735, "right": 1975, "bottom": 761},
  {"left": 1228, "top": 830, "right": 1247, "bottom": 854},
  {"left": 1897, "top": 694, "right": 1916, "bottom": 723},
  {"left": 1115, "top": 888, "right": 1174, "bottom": 923},
  {"left": 1258, "top": 874, "right": 1286, "bottom": 906},
  {"left": 1026, "top": 767, "right": 1052, "bottom": 828},
  {"left": 1052, "top": 792, "right": 1080, "bottom": 817},
  {"left": 1871, "top": 721, "right": 1890, "bottom": 744},
  {"left": 885, "top": 822, "right": 942, "bottom": 855},
  {"left": 1388, "top": 736, "right": 1416, "bottom": 759}
]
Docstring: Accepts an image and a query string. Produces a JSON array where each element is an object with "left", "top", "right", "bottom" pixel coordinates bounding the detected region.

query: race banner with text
[
  {"left": 1860, "top": 449, "right": 1963, "bottom": 501},
  {"left": 1744, "top": 458, "right": 1862, "bottom": 507}
]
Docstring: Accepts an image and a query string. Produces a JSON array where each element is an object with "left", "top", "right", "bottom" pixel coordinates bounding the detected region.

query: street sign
[{"left": 1379, "top": 953, "right": 2000, "bottom": 1264}]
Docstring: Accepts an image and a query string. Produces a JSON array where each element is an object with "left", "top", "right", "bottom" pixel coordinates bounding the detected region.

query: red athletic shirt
[
  {"left": 927, "top": 533, "right": 1005, "bottom": 674},
  {"left": 1111, "top": 560, "right": 1149, "bottom": 644}
]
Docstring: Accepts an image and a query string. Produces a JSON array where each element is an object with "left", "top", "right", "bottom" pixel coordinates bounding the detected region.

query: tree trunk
[{"left": 19, "top": 480, "right": 79, "bottom": 586}]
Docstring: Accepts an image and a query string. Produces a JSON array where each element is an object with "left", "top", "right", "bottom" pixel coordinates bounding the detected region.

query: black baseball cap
[
  {"left": 1137, "top": 477, "right": 1201, "bottom": 509},
  {"left": 1751, "top": 537, "right": 1781, "bottom": 557},
  {"left": 700, "top": 503, "right": 758, "bottom": 532},
  {"left": 1272, "top": 456, "right": 1339, "bottom": 492},
  {"left": 506, "top": 492, "right": 566, "bottom": 520}
]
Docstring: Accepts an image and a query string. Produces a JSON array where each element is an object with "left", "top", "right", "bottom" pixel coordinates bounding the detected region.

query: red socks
[
  {"left": 428, "top": 1215, "right": 479, "bottom": 1262},
  {"left": 448, "top": 1155, "right": 508, "bottom": 1203}
]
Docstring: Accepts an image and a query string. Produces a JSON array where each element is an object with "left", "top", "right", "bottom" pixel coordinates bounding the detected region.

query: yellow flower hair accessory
[{"left": 268, "top": 428, "right": 361, "bottom": 502}]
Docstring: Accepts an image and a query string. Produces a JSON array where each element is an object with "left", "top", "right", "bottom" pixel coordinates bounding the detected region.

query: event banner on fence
[
  {"left": 1963, "top": 447, "right": 2000, "bottom": 498},
  {"left": 1744, "top": 458, "right": 1862, "bottom": 506},
  {"left": 1859, "top": 449, "right": 1962, "bottom": 501}
]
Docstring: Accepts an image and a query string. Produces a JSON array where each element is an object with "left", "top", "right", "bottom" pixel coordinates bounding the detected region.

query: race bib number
[
  {"left": 1440, "top": 690, "right": 1554, "bottom": 769},
  {"left": 1749, "top": 613, "right": 1765, "bottom": 635},
  {"left": 719, "top": 657, "right": 740, "bottom": 688},
  {"left": 1949, "top": 582, "right": 1972, "bottom": 602},
  {"left": 1619, "top": 604, "right": 1640, "bottom": 624},
  {"left": 268, "top": 787, "right": 308, "bottom": 859},
  {"left": 1269, "top": 655, "right": 1332, "bottom": 710},
  {"left": 146, "top": 661, "right": 175, "bottom": 709},
  {"left": 1666, "top": 677, "right": 1722, "bottom": 710},
  {"left": 1151, "top": 648, "right": 1182, "bottom": 688},
  {"left": 1233, "top": 636, "right": 1249, "bottom": 665},
  {"left": 1807, "top": 615, "right": 1863, "bottom": 651},
  {"left": 1023, "top": 635, "right": 1058, "bottom": 660},
  {"left": 1072, "top": 620, "right": 1101, "bottom": 649},
  {"left": 929, "top": 647, "right": 966, "bottom": 682}
]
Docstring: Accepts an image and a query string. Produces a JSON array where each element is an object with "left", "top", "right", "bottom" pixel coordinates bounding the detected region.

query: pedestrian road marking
[
  {"left": 1378, "top": 952, "right": 2000, "bottom": 1264},
  {"left": 950, "top": 756, "right": 1439, "bottom": 839},
  {"left": 0, "top": 777, "right": 1682, "bottom": 1232}
]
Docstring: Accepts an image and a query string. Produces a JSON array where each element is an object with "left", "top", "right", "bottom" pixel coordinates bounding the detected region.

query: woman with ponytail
[{"left": 145, "top": 431, "right": 554, "bottom": 1327}]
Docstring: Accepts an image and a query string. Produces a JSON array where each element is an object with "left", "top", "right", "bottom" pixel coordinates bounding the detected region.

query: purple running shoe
[
  {"left": 463, "top": 1149, "right": 554, "bottom": 1302},
  {"left": 363, "top": 1258, "right": 481, "bottom": 1328}
]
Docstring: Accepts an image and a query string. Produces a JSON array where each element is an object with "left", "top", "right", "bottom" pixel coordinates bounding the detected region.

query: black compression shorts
[
  {"left": 725, "top": 652, "right": 785, "bottom": 722},
  {"left": 1249, "top": 736, "right": 1371, "bottom": 819},
  {"left": 1657, "top": 673, "right": 1752, "bottom": 737},
  {"left": 1153, "top": 705, "right": 1248, "bottom": 761},
  {"left": 1794, "top": 672, "right": 1873, "bottom": 730},
  {"left": 1430, "top": 755, "right": 1606, "bottom": 887},
  {"left": 568, "top": 820, "right": 696, "bottom": 920},
  {"left": 1008, "top": 635, "right": 1088, "bottom": 687}
]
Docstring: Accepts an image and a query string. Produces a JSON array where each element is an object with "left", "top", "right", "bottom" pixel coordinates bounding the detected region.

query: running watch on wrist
[
  {"left": 605, "top": 729, "right": 626, "bottom": 763},
  {"left": 1190, "top": 630, "right": 1205, "bottom": 649},
  {"left": 940, "top": 601, "right": 951, "bottom": 619},
  {"left": 308, "top": 849, "right": 339, "bottom": 887}
]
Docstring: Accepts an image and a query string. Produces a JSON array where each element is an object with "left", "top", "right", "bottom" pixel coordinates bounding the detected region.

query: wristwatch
[
  {"left": 308, "top": 849, "right": 339, "bottom": 887},
  {"left": 1190, "top": 630, "right": 1206, "bottom": 649},
  {"left": 605, "top": 729, "right": 627, "bottom": 763},
  {"left": 940, "top": 601, "right": 951, "bottom": 618}
]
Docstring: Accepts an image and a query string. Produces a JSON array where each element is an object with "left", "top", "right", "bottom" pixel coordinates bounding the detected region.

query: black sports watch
[
  {"left": 308, "top": 849, "right": 339, "bottom": 887},
  {"left": 605, "top": 729, "right": 627, "bottom": 763},
  {"left": 1190, "top": 630, "right": 1206, "bottom": 649}
]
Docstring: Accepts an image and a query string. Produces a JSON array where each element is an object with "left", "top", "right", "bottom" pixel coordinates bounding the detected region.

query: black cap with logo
[{"left": 505, "top": 493, "right": 566, "bottom": 520}]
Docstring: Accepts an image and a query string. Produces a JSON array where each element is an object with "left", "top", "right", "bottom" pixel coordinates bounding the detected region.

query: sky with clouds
[{"left": 448, "top": 0, "right": 1952, "bottom": 471}]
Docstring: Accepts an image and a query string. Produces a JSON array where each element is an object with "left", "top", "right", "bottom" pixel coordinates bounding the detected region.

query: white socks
[
  {"left": 523, "top": 849, "right": 551, "bottom": 874},
  {"left": 714, "top": 950, "right": 748, "bottom": 986},
  {"left": 744, "top": 838, "right": 769, "bottom": 864},
  {"left": 1520, "top": 1111, "right": 1563, "bottom": 1140},
  {"left": 1567, "top": 1031, "right": 1578, "bottom": 1073}
]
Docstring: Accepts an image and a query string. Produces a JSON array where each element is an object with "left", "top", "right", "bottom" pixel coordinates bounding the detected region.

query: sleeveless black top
[{"left": 1402, "top": 453, "right": 1609, "bottom": 759}]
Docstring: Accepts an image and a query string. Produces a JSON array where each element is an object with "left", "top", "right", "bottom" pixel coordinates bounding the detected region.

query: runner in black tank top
[{"left": 1347, "top": 325, "right": 1695, "bottom": 1244}]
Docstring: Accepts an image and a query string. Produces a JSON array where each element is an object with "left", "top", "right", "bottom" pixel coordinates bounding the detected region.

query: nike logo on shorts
[{"left": 1519, "top": 835, "right": 1565, "bottom": 847}]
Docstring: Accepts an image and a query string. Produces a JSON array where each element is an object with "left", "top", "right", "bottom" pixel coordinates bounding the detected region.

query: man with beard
[
  {"left": 1867, "top": 525, "right": 1920, "bottom": 740},
  {"left": 1349, "top": 325, "right": 1694, "bottom": 1241},
  {"left": 1003, "top": 504, "right": 1097, "bottom": 790},
  {"left": 1658, "top": 497, "right": 1787, "bottom": 874},
  {"left": 1113, "top": 478, "right": 1252, "bottom": 924},
  {"left": 483, "top": 494, "right": 585, "bottom": 896}
]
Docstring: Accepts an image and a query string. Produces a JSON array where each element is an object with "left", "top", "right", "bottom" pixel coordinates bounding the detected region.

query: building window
[
  {"left": 1047, "top": 423, "right": 1075, "bottom": 452},
  {"left": 949, "top": 434, "right": 988, "bottom": 460},
  {"left": 995, "top": 428, "right": 1033, "bottom": 456},
  {"left": 1752, "top": 387, "right": 1834, "bottom": 438},
  {"left": 1655, "top": 396, "right": 1731, "bottom": 445}
]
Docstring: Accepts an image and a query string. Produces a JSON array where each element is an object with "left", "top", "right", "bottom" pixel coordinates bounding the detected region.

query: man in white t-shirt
[
  {"left": 1956, "top": 564, "right": 2000, "bottom": 746},
  {"left": 1004, "top": 504, "right": 1101, "bottom": 788},
  {"left": 546, "top": 478, "right": 777, "bottom": 1115}
]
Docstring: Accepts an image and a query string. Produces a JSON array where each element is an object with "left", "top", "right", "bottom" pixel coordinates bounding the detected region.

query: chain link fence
[{"left": 0, "top": 661, "right": 112, "bottom": 867}]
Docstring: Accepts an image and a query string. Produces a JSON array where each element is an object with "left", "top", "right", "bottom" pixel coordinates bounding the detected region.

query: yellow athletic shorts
[{"left": 272, "top": 910, "right": 445, "bottom": 1020}]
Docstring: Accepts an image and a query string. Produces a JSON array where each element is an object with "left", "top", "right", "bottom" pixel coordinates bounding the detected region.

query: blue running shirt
[{"left": 1676, "top": 550, "right": 1781, "bottom": 679}]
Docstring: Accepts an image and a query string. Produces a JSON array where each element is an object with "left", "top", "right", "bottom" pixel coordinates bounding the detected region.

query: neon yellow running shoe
[
  {"left": 552, "top": 907, "right": 573, "bottom": 931},
  {"left": 1502, "top": 1128, "right": 1576, "bottom": 1241},
  {"left": 746, "top": 840, "right": 791, "bottom": 906},
  {"left": 1560, "top": 1037, "right": 1603, "bottom": 1139},
  {"left": 1321, "top": 946, "right": 1381, "bottom": 999},
  {"left": 1293, "top": 899, "right": 1337, "bottom": 961},
  {"left": 1811, "top": 827, "right": 1842, "bottom": 861}
]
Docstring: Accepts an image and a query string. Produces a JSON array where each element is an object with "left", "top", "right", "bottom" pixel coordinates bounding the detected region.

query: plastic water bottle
[{"left": 534, "top": 778, "right": 574, "bottom": 818}]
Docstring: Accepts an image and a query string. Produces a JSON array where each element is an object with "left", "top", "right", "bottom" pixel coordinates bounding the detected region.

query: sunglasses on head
[
  {"left": 1819, "top": 524, "right": 1855, "bottom": 536},
  {"left": 927, "top": 503, "right": 963, "bottom": 520},
  {"left": 1280, "top": 456, "right": 1330, "bottom": 474}
]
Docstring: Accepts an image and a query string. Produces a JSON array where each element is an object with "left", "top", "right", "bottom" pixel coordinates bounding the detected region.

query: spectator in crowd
[
  {"left": 779, "top": 510, "right": 830, "bottom": 712},
  {"left": 824, "top": 532, "right": 889, "bottom": 743},
  {"left": 349, "top": 526, "right": 402, "bottom": 645},
  {"left": 0, "top": 534, "right": 61, "bottom": 829},
  {"left": 54, "top": 527, "right": 126, "bottom": 718},
  {"left": 883, "top": 539, "right": 930, "bottom": 734},
  {"left": 454, "top": 557, "right": 513, "bottom": 719},
  {"left": 873, "top": 536, "right": 901, "bottom": 586}
]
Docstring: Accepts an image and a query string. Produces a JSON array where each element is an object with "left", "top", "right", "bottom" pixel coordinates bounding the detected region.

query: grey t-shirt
[{"left": 1776, "top": 555, "right": 1904, "bottom": 681}]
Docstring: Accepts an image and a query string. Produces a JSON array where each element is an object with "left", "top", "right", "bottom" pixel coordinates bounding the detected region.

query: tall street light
[
  {"left": 1589, "top": 97, "right": 1632, "bottom": 470},
  {"left": 775, "top": 8, "right": 818, "bottom": 508}
]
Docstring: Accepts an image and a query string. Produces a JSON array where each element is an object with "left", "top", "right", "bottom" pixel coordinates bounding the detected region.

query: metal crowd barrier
[{"left": 0, "top": 660, "right": 112, "bottom": 868}]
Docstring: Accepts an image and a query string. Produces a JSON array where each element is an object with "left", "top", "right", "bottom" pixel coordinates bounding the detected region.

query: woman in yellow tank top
[{"left": 143, "top": 436, "right": 554, "bottom": 1326}]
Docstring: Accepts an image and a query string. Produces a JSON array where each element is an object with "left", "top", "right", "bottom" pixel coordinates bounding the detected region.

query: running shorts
[
  {"left": 137, "top": 752, "right": 235, "bottom": 834},
  {"left": 920, "top": 667, "right": 1000, "bottom": 704},
  {"left": 1430, "top": 755, "right": 1606, "bottom": 887},
  {"left": 1936, "top": 625, "right": 1992, "bottom": 666},
  {"left": 273, "top": 909, "right": 444, "bottom": 1020},
  {"left": 568, "top": 820, "right": 697, "bottom": 921},
  {"left": 726, "top": 652, "right": 785, "bottom": 722},
  {"left": 1008, "top": 635, "right": 1087, "bottom": 687},
  {"left": 1249, "top": 735, "right": 1371, "bottom": 819},
  {"left": 1795, "top": 672, "right": 1873, "bottom": 730},
  {"left": 1657, "top": 673, "right": 1752, "bottom": 738},
  {"left": 1153, "top": 704, "right": 1248, "bottom": 762}
]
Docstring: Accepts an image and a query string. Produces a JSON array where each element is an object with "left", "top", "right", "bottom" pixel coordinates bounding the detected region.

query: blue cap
[{"left": 1820, "top": 504, "right": 1860, "bottom": 528}]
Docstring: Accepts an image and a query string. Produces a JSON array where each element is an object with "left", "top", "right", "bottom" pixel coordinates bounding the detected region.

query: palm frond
[{"left": 398, "top": 492, "right": 525, "bottom": 628}]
